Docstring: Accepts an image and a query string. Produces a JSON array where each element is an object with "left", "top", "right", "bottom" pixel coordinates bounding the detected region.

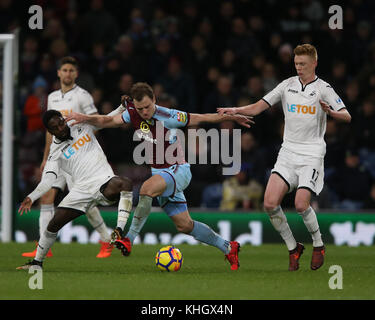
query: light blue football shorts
[{"left": 151, "top": 163, "right": 192, "bottom": 216}]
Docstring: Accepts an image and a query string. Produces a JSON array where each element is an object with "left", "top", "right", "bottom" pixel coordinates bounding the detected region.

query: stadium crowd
[{"left": 4, "top": 0, "right": 375, "bottom": 210}]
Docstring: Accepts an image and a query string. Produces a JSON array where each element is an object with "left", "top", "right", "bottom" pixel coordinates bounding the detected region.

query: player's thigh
[
  {"left": 295, "top": 188, "right": 312, "bottom": 212},
  {"left": 170, "top": 210, "right": 194, "bottom": 234},
  {"left": 47, "top": 207, "right": 84, "bottom": 233},
  {"left": 40, "top": 187, "right": 59, "bottom": 204},
  {"left": 264, "top": 173, "right": 289, "bottom": 210},
  {"left": 140, "top": 174, "right": 167, "bottom": 198}
]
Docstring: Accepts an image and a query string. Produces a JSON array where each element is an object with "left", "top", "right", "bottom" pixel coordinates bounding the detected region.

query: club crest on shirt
[{"left": 140, "top": 121, "right": 150, "bottom": 133}]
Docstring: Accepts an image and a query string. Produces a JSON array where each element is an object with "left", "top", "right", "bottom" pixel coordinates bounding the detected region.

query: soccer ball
[{"left": 155, "top": 246, "right": 183, "bottom": 272}]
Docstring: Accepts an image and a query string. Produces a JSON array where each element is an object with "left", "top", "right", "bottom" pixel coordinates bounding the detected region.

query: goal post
[{"left": 0, "top": 34, "right": 15, "bottom": 242}]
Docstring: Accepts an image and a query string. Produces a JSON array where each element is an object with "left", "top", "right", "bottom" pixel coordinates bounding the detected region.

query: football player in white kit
[
  {"left": 218, "top": 44, "right": 351, "bottom": 271},
  {"left": 22, "top": 57, "right": 115, "bottom": 258},
  {"left": 17, "top": 110, "right": 133, "bottom": 270}
]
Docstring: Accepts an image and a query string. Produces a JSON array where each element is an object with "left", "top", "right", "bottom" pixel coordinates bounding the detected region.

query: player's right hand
[
  {"left": 217, "top": 107, "right": 237, "bottom": 116},
  {"left": 65, "top": 112, "right": 88, "bottom": 126},
  {"left": 19, "top": 197, "right": 33, "bottom": 215}
]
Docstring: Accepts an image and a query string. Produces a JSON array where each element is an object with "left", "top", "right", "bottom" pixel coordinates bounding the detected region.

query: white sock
[
  {"left": 35, "top": 230, "right": 57, "bottom": 262},
  {"left": 86, "top": 206, "right": 111, "bottom": 242},
  {"left": 39, "top": 204, "right": 55, "bottom": 236},
  {"left": 298, "top": 206, "right": 324, "bottom": 247},
  {"left": 117, "top": 191, "right": 133, "bottom": 230},
  {"left": 266, "top": 206, "right": 297, "bottom": 251}
]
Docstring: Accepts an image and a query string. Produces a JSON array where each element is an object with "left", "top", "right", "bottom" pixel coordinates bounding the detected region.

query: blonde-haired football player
[{"left": 218, "top": 44, "right": 351, "bottom": 271}]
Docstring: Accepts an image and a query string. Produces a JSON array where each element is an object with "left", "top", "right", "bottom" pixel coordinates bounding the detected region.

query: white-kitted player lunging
[{"left": 17, "top": 110, "right": 133, "bottom": 270}]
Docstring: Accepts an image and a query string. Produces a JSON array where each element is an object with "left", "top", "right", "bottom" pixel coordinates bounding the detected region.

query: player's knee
[
  {"left": 139, "top": 182, "right": 158, "bottom": 198},
  {"left": 120, "top": 176, "right": 133, "bottom": 192},
  {"left": 263, "top": 198, "right": 279, "bottom": 213},
  {"left": 295, "top": 200, "right": 309, "bottom": 213},
  {"left": 46, "top": 217, "right": 60, "bottom": 233},
  {"left": 176, "top": 220, "right": 194, "bottom": 234},
  {"left": 40, "top": 190, "right": 56, "bottom": 204}
]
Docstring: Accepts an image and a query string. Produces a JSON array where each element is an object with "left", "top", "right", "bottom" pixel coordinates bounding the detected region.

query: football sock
[
  {"left": 298, "top": 206, "right": 324, "bottom": 247},
  {"left": 126, "top": 195, "right": 153, "bottom": 244},
  {"left": 117, "top": 191, "right": 133, "bottom": 231},
  {"left": 190, "top": 220, "right": 231, "bottom": 254},
  {"left": 266, "top": 206, "right": 297, "bottom": 251},
  {"left": 39, "top": 204, "right": 55, "bottom": 236},
  {"left": 86, "top": 206, "right": 111, "bottom": 242},
  {"left": 35, "top": 230, "right": 57, "bottom": 262}
]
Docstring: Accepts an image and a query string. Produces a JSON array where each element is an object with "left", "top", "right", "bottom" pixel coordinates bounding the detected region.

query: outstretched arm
[
  {"left": 188, "top": 113, "right": 254, "bottom": 128},
  {"left": 217, "top": 99, "right": 269, "bottom": 116},
  {"left": 65, "top": 112, "right": 125, "bottom": 128},
  {"left": 19, "top": 172, "right": 57, "bottom": 215},
  {"left": 320, "top": 100, "right": 351, "bottom": 123}
]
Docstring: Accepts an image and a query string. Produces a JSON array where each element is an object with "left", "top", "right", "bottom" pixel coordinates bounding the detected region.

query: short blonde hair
[{"left": 294, "top": 44, "right": 318, "bottom": 61}]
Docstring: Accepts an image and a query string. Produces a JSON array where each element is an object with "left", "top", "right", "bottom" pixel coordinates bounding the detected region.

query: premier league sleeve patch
[{"left": 177, "top": 112, "right": 187, "bottom": 123}]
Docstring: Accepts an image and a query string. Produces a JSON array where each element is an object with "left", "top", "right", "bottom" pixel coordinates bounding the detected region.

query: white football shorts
[
  {"left": 52, "top": 170, "right": 73, "bottom": 191},
  {"left": 58, "top": 175, "right": 116, "bottom": 213},
  {"left": 271, "top": 147, "right": 324, "bottom": 195}
]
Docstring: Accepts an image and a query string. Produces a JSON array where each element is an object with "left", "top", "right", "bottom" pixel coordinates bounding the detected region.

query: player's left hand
[
  {"left": 18, "top": 197, "right": 33, "bottom": 215},
  {"left": 320, "top": 100, "right": 331, "bottom": 115},
  {"left": 232, "top": 114, "right": 255, "bottom": 128},
  {"left": 65, "top": 112, "right": 89, "bottom": 126}
]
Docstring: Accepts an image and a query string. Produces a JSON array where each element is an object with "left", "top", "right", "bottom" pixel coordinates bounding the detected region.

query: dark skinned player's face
[{"left": 47, "top": 116, "right": 71, "bottom": 140}]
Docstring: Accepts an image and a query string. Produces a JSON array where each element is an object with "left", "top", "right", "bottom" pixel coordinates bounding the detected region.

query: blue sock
[{"left": 190, "top": 220, "right": 230, "bottom": 254}]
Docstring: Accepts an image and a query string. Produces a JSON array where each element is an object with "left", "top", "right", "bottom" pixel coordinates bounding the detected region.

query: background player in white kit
[
  {"left": 22, "top": 57, "right": 114, "bottom": 258},
  {"left": 17, "top": 110, "right": 133, "bottom": 270},
  {"left": 218, "top": 44, "right": 351, "bottom": 271}
]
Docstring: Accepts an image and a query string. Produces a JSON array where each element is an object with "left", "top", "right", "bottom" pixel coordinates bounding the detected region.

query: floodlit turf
[{"left": 0, "top": 242, "right": 374, "bottom": 300}]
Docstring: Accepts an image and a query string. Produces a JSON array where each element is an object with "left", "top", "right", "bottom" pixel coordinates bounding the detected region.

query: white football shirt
[
  {"left": 263, "top": 76, "right": 346, "bottom": 158},
  {"left": 44, "top": 123, "right": 114, "bottom": 194},
  {"left": 47, "top": 85, "right": 97, "bottom": 116}
]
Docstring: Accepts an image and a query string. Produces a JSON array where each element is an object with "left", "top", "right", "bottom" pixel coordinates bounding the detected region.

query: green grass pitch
[{"left": 0, "top": 242, "right": 374, "bottom": 300}]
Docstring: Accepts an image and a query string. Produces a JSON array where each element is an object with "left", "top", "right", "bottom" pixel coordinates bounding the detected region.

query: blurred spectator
[
  {"left": 149, "top": 36, "right": 173, "bottom": 82},
  {"left": 81, "top": 0, "right": 119, "bottom": 50},
  {"left": 327, "top": 148, "right": 373, "bottom": 210},
  {"left": 108, "top": 73, "right": 134, "bottom": 106},
  {"left": 114, "top": 35, "right": 147, "bottom": 81},
  {"left": 157, "top": 56, "right": 197, "bottom": 112},
  {"left": 23, "top": 76, "right": 48, "bottom": 133},
  {"left": 214, "top": 1, "right": 235, "bottom": 41},
  {"left": 164, "top": 16, "right": 184, "bottom": 56},
  {"left": 185, "top": 34, "right": 211, "bottom": 98},
  {"left": 150, "top": 7, "right": 168, "bottom": 39},
  {"left": 277, "top": 43, "right": 295, "bottom": 79},
  {"left": 180, "top": 1, "right": 200, "bottom": 39},
  {"left": 21, "top": 36, "right": 39, "bottom": 83},
  {"left": 363, "top": 184, "right": 375, "bottom": 209},
  {"left": 354, "top": 99, "right": 375, "bottom": 151},
  {"left": 203, "top": 75, "right": 238, "bottom": 114},
  {"left": 262, "top": 63, "right": 279, "bottom": 93},
  {"left": 242, "top": 76, "right": 264, "bottom": 102},
  {"left": 219, "top": 49, "right": 243, "bottom": 85},
  {"left": 0, "top": 0, "right": 18, "bottom": 32},
  {"left": 328, "top": 60, "right": 349, "bottom": 95},
  {"left": 226, "top": 17, "right": 258, "bottom": 65},
  {"left": 127, "top": 17, "right": 151, "bottom": 54},
  {"left": 220, "top": 163, "right": 264, "bottom": 210},
  {"left": 197, "top": 17, "right": 218, "bottom": 53},
  {"left": 324, "top": 119, "right": 346, "bottom": 178}
]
